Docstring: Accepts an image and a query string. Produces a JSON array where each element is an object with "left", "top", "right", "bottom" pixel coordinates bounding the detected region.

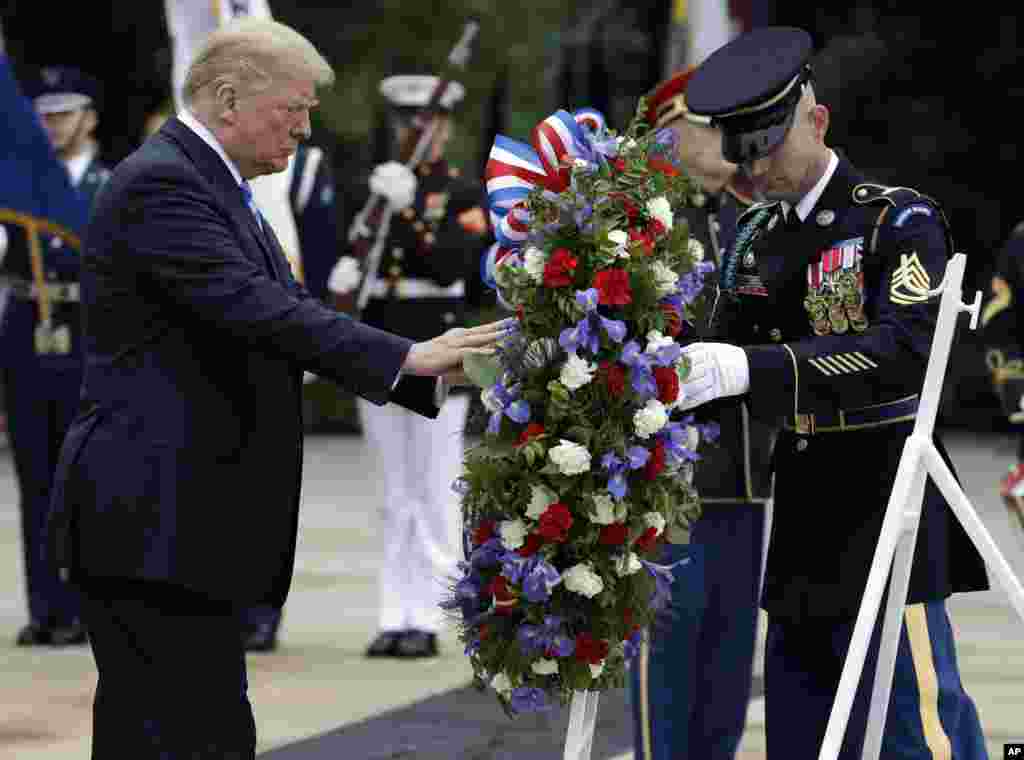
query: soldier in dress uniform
[
  {"left": 677, "top": 27, "right": 990, "bottom": 759},
  {"left": 330, "top": 73, "right": 491, "bottom": 659},
  {"left": 2, "top": 65, "right": 108, "bottom": 646},
  {"left": 628, "top": 66, "right": 774, "bottom": 760},
  {"left": 240, "top": 139, "right": 341, "bottom": 652},
  {"left": 980, "top": 221, "right": 1024, "bottom": 533}
]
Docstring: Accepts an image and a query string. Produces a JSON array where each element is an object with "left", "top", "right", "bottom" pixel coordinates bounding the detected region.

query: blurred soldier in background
[
  {"left": 331, "top": 72, "right": 491, "bottom": 658},
  {"left": 981, "top": 221, "right": 1024, "bottom": 533},
  {"left": 628, "top": 66, "right": 774, "bottom": 760},
  {"left": 1, "top": 65, "right": 108, "bottom": 646}
]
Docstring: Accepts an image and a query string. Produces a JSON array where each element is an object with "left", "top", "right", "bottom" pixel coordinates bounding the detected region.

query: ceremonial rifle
[{"left": 340, "top": 19, "right": 480, "bottom": 316}]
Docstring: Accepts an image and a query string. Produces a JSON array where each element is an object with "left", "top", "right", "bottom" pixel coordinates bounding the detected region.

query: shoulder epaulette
[
  {"left": 854, "top": 183, "right": 954, "bottom": 255},
  {"left": 736, "top": 199, "right": 779, "bottom": 228},
  {"left": 852, "top": 183, "right": 924, "bottom": 208}
]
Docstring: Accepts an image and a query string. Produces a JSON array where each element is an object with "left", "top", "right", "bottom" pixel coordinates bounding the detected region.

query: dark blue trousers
[
  {"left": 243, "top": 604, "right": 282, "bottom": 630},
  {"left": 766, "top": 600, "right": 988, "bottom": 759},
  {"left": 630, "top": 504, "right": 764, "bottom": 760},
  {"left": 79, "top": 577, "right": 256, "bottom": 759},
  {"left": 4, "top": 364, "right": 82, "bottom": 626}
]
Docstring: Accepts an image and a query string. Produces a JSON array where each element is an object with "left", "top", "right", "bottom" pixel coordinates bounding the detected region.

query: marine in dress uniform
[
  {"left": 331, "top": 74, "right": 491, "bottom": 658},
  {"left": 241, "top": 140, "right": 341, "bottom": 652},
  {"left": 678, "top": 27, "right": 990, "bottom": 759},
  {"left": 980, "top": 221, "right": 1024, "bottom": 532},
  {"left": 629, "top": 67, "right": 774, "bottom": 760},
  {"left": 2, "top": 66, "right": 109, "bottom": 646}
]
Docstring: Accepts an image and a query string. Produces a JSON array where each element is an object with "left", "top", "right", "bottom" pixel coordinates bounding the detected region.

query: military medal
[
  {"left": 804, "top": 293, "right": 831, "bottom": 336},
  {"left": 815, "top": 209, "right": 835, "bottom": 227},
  {"left": 828, "top": 299, "right": 850, "bottom": 334}
]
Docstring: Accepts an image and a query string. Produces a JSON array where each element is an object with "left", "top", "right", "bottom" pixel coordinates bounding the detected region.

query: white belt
[{"left": 370, "top": 278, "right": 465, "bottom": 299}]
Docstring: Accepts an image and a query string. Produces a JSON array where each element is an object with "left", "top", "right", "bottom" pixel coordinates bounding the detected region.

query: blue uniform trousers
[
  {"left": 630, "top": 504, "right": 764, "bottom": 760},
  {"left": 4, "top": 363, "right": 82, "bottom": 626},
  {"left": 765, "top": 600, "right": 987, "bottom": 759}
]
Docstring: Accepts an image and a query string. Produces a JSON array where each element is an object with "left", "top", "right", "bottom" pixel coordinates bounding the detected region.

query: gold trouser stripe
[
  {"left": 905, "top": 604, "right": 953, "bottom": 760},
  {"left": 639, "top": 633, "right": 653, "bottom": 760}
]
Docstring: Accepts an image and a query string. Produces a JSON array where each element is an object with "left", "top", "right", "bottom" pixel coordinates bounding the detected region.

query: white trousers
[{"left": 358, "top": 395, "right": 470, "bottom": 633}]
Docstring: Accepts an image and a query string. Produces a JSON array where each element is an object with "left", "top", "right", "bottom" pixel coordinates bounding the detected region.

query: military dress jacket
[
  {"left": 47, "top": 118, "right": 441, "bottom": 608},
  {"left": 287, "top": 143, "right": 339, "bottom": 302},
  {"left": 711, "top": 155, "right": 988, "bottom": 621},
  {"left": 351, "top": 158, "right": 491, "bottom": 342}
]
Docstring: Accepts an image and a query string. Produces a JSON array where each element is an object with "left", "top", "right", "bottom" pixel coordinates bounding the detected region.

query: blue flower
[
  {"left": 522, "top": 557, "right": 562, "bottom": 603},
  {"left": 623, "top": 627, "right": 643, "bottom": 661},
  {"left": 485, "top": 381, "right": 532, "bottom": 435},
  {"left": 511, "top": 686, "right": 554, "bottom": 713},
  {"left": 601, "top": 451, "right": 629, "bottom": 500},
  {"left": 626, "top": 446, "right": 651, "bottom": 470},
  {"left": 516, "top": 616, "right": 574, "bottom": 657},
  {"left": 641, "top": 559, "right": 678, "bottom": 611},
  {"left": 470, "top": 538, "right": 505, "bottom": 569}
]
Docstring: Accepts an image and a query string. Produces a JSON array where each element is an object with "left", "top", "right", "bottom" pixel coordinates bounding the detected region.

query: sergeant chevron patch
[
  {"left": 890, "top": 253, "right": 931, "bottom": 304},
  {"left": 808, "top": 352, "right": 879, "bottom": 376}
]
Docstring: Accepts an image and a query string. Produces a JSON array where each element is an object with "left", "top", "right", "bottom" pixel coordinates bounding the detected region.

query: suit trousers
[
  {"left": 358, "top": 394, "right": 469, "bottom": 633},
  {"left": 78, "top": 577, "right": 256, "bottom": 760},
  {"left": 765, "top": 600, "right": 987, "bottom": 760}
]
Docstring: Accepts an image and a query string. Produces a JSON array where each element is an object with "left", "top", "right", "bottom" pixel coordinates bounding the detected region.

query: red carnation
[
  {"left": 660, "top": 303, "right": 682, "bottom": 337},
  {"left": 479, "top": 623, "right": 491, "bottom": 641},
  {"left": 600, "top": 361, "right": 627, "bottom": 397},
  {"left": 543, "top": 248, "right": 578, "bottom": 288},
  {"left": 599, "top": 522, "right": 629, "bottom": 546},
  {"left": 574, "top": 632, "right": 611, "bottom": 665},
  {"left": 635, "top": 526, "right": 661, "bottom": 553},
  {"left": 486, "top": 575, "right": 518, "bottom": 615},
  {"left": 516, "top": 305, "right": 525, "bottom": 322},
  {"left": 516, "top": 532, "right": 545, "bottom": 557},
  {"left": 653, "top": 366, "right": 680, "bottom": 405},
  {"left": 593, "top": 269, "right": 633, "bottom": 306},
  {"left": 644, "top": 441, "right": 666, "bottom": 481},
  {"left": 647, "top": 218, "right": 667, "bottom": 239},
  {"left": 611, "top": 157, "right": 627, "bottom": 173},
  {"left": 616, "top": 194, "right": 640, "bottom": 222},
  {"left": 623, "top": 607, "right": 634, "bottom": 628},
  {"left": 537, "top": 502, "right": 573, "bottom": 543},
  {"left": 473, "top": 520, "right": 496, "bottom": 546},
  {"left": 648, "top": 156, "right": 680, "bottom": 177},
  {"left": 628, "top": 227, "right": 654, "bottom": 255},
  {"left": 517, "top": 422, "right": 546, "bottom": 447}
]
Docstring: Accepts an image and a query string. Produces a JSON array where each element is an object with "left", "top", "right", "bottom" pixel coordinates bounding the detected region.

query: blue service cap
[
  {"left": 686, "top": 27, "right": 814, "bottom": 165},
  {"left": 22, "top": 66, "right": 102, "bottom": 115}
]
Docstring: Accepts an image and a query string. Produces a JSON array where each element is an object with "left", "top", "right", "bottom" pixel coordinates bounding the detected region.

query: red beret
[{"left": 643, "top": 67, "right": 711, "bottom": 130}]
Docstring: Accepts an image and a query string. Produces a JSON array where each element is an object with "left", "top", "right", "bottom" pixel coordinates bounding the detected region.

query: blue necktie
[{"left": 240, "top": 180, "right": 263, "bottom": 231}]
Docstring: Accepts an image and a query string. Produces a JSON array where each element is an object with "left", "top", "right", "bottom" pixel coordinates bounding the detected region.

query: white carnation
[
  {"left": 499, "top": 518, "right": 529, "bottom": 550},
  {"left": 549, "top": 440, "right": 592, "bottom": 476},
  {"left": 523, "top": 246, "right": 548, "bottom": 283},
  {"left": 526, "top": 483, "right": 559, "bottom": 520},
  {"left": 614, "top": 552, "right": 643, "bottom": 577},
  {"left": 687, "top": 237, "right": 705, "bottom": 262},
  {"left": 646, "top": 196, "right": 674, "bottom": 231},
  {"left": 531, "top": 658, "right": 559, "bottom": 675},
  {"left": 646, "top": 330, "right": 675, "bottom": 354},
  {"left": 590, "top": 661, "right": 606, "bottom": 678},
  {"left": 327, "top": 256, "right": 361, "bottom": 295},
  {"left": 560, "top": 352, "right": 597, "bottom": 391},
  {"left": 651, "top": 260, "right": 680, "bottom": 297},
  {"left": 589, "top": 493, "right": 619, "bottom": 525},
  {"left": 491, "top": 672, "right": 513, "bottom": 697},
  {"left": 607, "top": 229, "right": 629, "bottom": 258},
  {"left": 494, "top": 252, "right": 521, "bottom": 289},
  {"left": 562, "top": 562, "right": 605, "bottom": 598},
  {"left": 481, "top": 387, "right": 504, "bottom": 413},
  {"left": 644, "top": 512, "right": 667, "bottom": 536},
  {"left": 634, "top": 399, "right": 669, "bottom": 438}
]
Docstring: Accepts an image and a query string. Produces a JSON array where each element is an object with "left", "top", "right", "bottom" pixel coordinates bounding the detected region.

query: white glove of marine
[
  {"left": 677, "top": 342, "right": 750, "bottom": 411},
  {"left": 328, "top": 255, "right": 362, "bottom": 296},
  {"left": 369, "top": 161, "right": 418, "bottom": 210}
]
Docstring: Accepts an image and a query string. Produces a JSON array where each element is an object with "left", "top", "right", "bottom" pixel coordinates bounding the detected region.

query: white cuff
[{"left": 716, "top": 343, "right": 750, "bottom": 397}]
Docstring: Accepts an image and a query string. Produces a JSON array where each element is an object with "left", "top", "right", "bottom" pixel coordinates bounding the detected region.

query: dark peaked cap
[{"left": 686, "top": 27, "right": 814, "bottom": 165}]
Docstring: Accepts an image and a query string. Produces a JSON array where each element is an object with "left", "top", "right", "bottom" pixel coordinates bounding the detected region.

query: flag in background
[
  {"left": 663, "top": 0, "right": 741, "bottom": 77},
  {"left": 163, "top": 0, "right": 303, "bottom": 280}
]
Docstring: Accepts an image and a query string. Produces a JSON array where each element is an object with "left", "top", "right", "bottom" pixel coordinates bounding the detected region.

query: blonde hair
[{"left": 182, "top": 18, "right": 334, "bottom": 105}]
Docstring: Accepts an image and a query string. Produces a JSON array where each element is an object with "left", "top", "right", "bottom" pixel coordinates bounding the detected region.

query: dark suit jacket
[{"left": 48, "top": 117, "right": 439, "bottom": 608}]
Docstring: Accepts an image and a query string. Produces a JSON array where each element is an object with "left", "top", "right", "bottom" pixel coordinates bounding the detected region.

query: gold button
[
  {"left": 769, "top": 328, "right": 782, "bottom": 342},
  {"left": 401, "top": 208, "right": 416, "bottom": 221},
  {"left": 796, "top": 439, "right": 808, "bottom": 452},
  {"left": 423, "top": 232, "right": 436, "bottom": 246}
]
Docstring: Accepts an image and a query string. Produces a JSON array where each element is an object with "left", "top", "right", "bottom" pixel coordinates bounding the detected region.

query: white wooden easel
[{"left": 819, "top": 253, "right": 1024, "bottom": 760}]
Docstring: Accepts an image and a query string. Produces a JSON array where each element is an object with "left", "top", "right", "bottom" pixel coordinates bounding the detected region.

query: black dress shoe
[
  {"left": 49, "top": 620, "right": 88, "bottom": 647},
  {"left": 15, "top": 622, "right": 51, "bottom": 647},
  {"left": 394, "top": 630, "right": 438, "bottom": 659},
  {"left": 243, "top": 622, "right": 279, "bottom": 653},
  {"left": 364, "top": 631, "right": 404, "bottom": 658}
]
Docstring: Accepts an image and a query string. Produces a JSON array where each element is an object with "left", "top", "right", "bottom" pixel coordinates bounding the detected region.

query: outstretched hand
[{"left": 403, "top": 319, "right": 514, "bottom": 385}]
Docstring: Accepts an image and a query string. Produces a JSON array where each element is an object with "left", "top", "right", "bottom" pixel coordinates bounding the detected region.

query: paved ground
[{"left": 0, "top": 429, "right": 1022, "bottom": 759}]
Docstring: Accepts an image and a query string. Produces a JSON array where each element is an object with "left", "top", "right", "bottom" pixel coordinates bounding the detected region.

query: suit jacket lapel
[{"left": 160, "top": 118, "right": 284, "bottom": 282}]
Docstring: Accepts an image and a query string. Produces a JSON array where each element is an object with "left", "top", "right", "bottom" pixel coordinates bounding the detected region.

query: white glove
[
  {"left": 328, "top": 255, "right": 362, "bottom": 295},
  {"left": 369, "top": 161, "right": 418, "bottom": 209},
  {"left": 677, "top": 342, "right": 750, "bottom": 411}
]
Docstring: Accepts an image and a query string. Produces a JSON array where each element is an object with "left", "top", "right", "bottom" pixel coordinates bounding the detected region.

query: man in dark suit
[
  {"left": 46, "top": 17, "right": 505, "bottom": 759},
  {"left": 679, "top": 27, "right": 989, "bottom": 760}
]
